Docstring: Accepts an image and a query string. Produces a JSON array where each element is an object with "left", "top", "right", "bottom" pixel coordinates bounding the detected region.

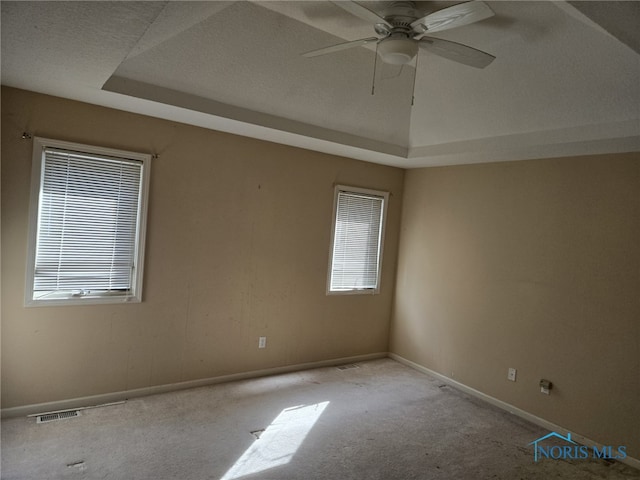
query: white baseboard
[
  {"left": 1, "top": 352, "right": 387, "bottom": 419},
  {"left": 388, "top": 353, "right": 640, "bottom": 471}
]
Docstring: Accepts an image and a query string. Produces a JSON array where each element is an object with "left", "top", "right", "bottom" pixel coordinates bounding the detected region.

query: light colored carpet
[{"left": 1, "top": 359, "right": 638, "bottom": 479}]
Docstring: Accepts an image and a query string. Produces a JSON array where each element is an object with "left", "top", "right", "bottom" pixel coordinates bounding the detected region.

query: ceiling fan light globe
[{"left": 377, "top": 37, "right": 418, "bottom": 65}]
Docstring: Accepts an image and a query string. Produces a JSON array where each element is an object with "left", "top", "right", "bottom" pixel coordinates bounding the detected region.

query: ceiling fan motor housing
[
  {"left": 377, "top": 1, "right": 421, "bottom": 65},
  {"left": 383, "top": 1, "right": 420, "bottom": 21}
]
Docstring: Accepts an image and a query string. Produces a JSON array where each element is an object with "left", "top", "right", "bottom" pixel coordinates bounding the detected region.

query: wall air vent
[{"left": 36, "top": 410, "right": 81, "bottom": 424}]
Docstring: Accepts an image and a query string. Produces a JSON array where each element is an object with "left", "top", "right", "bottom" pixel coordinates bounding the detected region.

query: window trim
[
  {"left": 25, "top": 137, "right": 152, "bottom": 307},
  {"left": 326, "top": 185, "right": 389, "bottom": 296}
]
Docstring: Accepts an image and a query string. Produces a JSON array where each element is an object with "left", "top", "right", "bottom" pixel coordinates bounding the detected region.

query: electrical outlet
[
  {"left": 539, "top": 379, "right": 552, "bottom": 395},
  {"left": 508, "top": 368, "right": 517, "bottom": 382},
  {"left": 258, "top": 336, "right": 266, "bottom": 349}
]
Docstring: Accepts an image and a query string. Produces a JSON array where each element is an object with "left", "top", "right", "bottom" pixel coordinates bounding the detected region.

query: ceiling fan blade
[
  {"left": 419, "top": 37, "right": 495, "bottom": 68},
  {"left": 331, "top": 1, "right": 392, "bottom": 28},
  {"left": 302, "top": 37, "right": 379, "bottom": 58},
  {"left": 411, "top": 1, "right": 494, "bottom": 34}
]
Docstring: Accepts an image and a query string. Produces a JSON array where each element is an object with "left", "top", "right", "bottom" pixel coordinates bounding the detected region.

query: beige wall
[
  {"left": 1, "top": 87, "right": 404, "bottom": 408},
  {"left": 3, "top": 86, "right": 638, "bottom": 460},
  {"left": 390, "top": 155, "right": 640, "bottom": 458}
]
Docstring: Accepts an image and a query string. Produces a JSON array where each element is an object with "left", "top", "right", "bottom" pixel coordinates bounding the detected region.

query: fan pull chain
[
  {"left": 371, "top": 43, "right": 379, "bottom": 96},
  {"left": 411, "top": 53, "right": 419, "bottom": 106}
]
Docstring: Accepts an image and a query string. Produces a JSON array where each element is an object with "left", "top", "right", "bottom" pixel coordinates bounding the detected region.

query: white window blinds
[
  {"left": 329, "top": 187, "right": 387, "bottom": 292},
  {"left": 26, "top": 139, "right": 150, "bottom": 305}
]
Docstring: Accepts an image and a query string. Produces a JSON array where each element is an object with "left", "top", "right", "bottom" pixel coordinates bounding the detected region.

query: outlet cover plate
[{"left": 508, "top": 368, "right": 517, "bottom": 382}]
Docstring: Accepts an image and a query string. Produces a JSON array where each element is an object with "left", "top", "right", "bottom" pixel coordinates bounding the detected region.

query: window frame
[
  {"left": 326, "top": 184, "right": 389, "bottom": 296},
  {"left": 24, "top": 137, "right": 151, "bottom": 307}
]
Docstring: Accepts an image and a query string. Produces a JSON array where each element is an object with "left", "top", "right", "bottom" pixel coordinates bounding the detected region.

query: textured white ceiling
[{"left": 2, "top": 1, "right": 639, "bottom": 168}]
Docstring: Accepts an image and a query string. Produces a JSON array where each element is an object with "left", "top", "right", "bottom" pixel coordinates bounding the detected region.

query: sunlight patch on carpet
[{"left": 220, "top": 401, "right": 329, "bottom": 480}]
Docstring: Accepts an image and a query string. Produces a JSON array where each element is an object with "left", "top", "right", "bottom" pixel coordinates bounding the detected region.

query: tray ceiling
[{"left": 2, "top": 1, "right": 639, "bottom": 168}]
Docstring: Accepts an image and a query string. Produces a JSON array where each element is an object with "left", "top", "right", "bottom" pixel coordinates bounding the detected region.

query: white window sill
[
  {"left": 327, "top": 288, "right": 379, "bottom": 296},
  {"left": 25, "top": 294, "right": 141, "bottom": 307}
]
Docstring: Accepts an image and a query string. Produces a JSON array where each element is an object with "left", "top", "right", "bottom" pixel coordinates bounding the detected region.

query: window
[
  {"left": 25, "top": 137, "right": 151, "bottom": 306},
  {"left": 327, "top": 185, "right": 389, "bottom": 294}
]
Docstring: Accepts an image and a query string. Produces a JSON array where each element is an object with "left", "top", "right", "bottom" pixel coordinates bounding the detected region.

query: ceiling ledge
[
  {"left": 407, "top": 123, "right": 640, "bottom": 167},
  {"left": 101, "top": 75, "right": 640, "bottom": 168},
  {"left": 103, "top": 75, "right": 408, "bottom": 159}
]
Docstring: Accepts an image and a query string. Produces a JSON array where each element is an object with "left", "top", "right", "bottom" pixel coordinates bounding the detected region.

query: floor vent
[
  {"left": 337, "top": 363, "right": 360, "bottom": 371},
  {"left": 36, "top": 410, "right": 81, "bottom": 424}
]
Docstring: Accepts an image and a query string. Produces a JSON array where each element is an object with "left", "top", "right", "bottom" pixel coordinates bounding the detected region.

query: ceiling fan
[{"left": 302, "top": 0, "right": 496, "bottom": 69}]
